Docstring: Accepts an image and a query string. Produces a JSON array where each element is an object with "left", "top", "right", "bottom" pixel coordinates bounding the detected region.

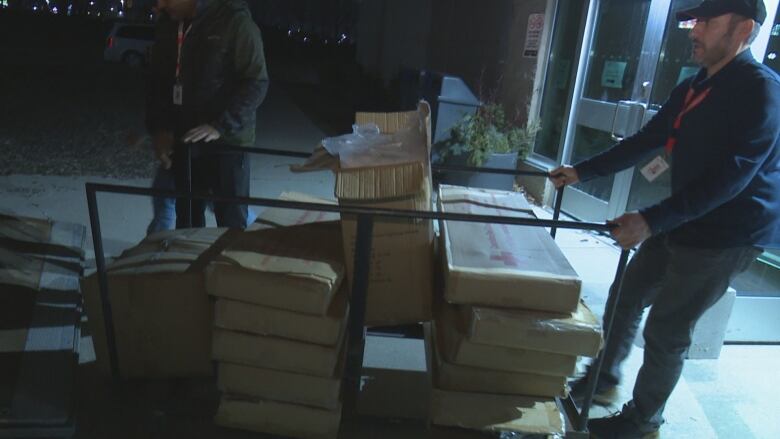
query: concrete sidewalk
[{"left": 0, "top": 84, "right": 335, "bottom": 258}]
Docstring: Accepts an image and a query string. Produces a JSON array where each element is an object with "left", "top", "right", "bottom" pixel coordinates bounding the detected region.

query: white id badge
[
  {"left": 640, "top": 155, "right": 670, "bottom": 182},
  {"left": 173, "top": 84, "right": 183, "bottom": 106}
]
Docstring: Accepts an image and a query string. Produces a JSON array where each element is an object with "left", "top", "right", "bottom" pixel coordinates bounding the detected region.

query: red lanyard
[
  {"left": 175, "top": 22, "right": 192, "bottom": 82},
  {"left": 664, "top": 85, "right": 712, "bottom": 155}
]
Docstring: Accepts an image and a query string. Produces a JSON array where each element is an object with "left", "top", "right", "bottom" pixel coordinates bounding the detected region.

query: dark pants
[
  {"left": 172, "top": 143, "right": 249, "bottom": 229},
  {"left": 596, "top": 233, "right": 760, "bottom": 426}
]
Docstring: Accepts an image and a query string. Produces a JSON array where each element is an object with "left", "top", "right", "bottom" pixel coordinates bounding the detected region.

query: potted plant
[{"left": 434, "top": 103, "right": 540, "bottom": 190}]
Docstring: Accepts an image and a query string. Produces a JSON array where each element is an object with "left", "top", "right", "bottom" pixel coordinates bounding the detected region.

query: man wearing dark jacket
[
  {"left": 551, "top": 0, "right": 779, "bottom": 437},
  {"left": 146, "top": 0, "right": 269, "bottom": 228}
]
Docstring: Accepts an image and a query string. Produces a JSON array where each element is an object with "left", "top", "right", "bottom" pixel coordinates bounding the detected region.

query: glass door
[{"left": 561, "top": 0, "right": 673, "bottom": 222}]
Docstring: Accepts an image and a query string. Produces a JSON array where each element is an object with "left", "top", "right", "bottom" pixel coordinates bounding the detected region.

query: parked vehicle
[{"left": 104, "top": 23, "right": 155, "bottom": 67}]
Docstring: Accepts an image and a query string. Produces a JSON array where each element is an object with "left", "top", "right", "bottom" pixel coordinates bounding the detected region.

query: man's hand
[
  {"left": 152, "top": 131, "right": 175, "bottom": 170},
  {"left": 549, "top": 165, "right": 579, "bottom": 188},
  {"left": 183, "top": 124, "right": 221, "bottom": 143},
  {"left": 609, "top": 212, "right": 652, "bottom": 249}
]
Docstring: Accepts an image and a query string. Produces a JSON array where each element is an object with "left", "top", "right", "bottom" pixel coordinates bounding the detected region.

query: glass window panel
[
  {"left": 583, "top": 0, "right": 652, "bottom": 102},
  {"left": 533, "top": 0, "right": 586, "bottom": 160}
]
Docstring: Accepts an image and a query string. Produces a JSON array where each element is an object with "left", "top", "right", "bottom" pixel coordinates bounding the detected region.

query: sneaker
[
  {"left": 588, "top": 411, "right": 661, "bottom": 439},
  {"left": 569, "top": 375, "right": 619, "bottom": 407}
]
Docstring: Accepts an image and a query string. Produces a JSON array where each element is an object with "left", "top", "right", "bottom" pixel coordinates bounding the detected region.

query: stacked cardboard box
[
  {"left": 431, "top": 186, "right": 603, "bottom": 436},
  {"left": 293, "top": 102, "right": 435, "bottom": 326},
  {"left": 207, "top": 221, "right": 347, "bottom": 439}
]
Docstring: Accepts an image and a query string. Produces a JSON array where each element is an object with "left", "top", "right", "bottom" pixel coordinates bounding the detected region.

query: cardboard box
[
  {"left": 214, "top": 286, "right": 348, "bottom": 346},
  {"left": 250, "top": 192, "right": 339, "bottom": 230},
  {"left": 206, "top": 221, "right": 345, "bottom": 315},
  {"left": 218, "top": 357, "right": 343, "bottom": 410},
  {"left": 294, "top": 103, "right": 435, "bottom": 326},
  {"left": 215, "top": 395, "right": 341, "bottom": 439},
  {"left": 212, "top": 328, "right": 344, "bottom": 377},
  {"left": 437, "top": 303, "right": 577, "bottom": 377},
  {"left": 431, "top": 325, "right": 566, "bottom": 398},
  {"left": 439, "top": 185, "right": 581, "bottom": 313},
  {"left": 81, "top": 228, "right": 230, "bottom": 378},
  {"left": 430, "top": 389, "right": 564, "bottom": 437},
  {"left": 464, "top": 301, "right": 603, "bottom": 357}
]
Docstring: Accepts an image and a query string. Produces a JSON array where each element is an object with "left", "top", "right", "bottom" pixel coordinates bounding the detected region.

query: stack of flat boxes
[
  {"left": 431, "top": 185, "right": 603, "bottom": 435},
  {"left": 206, "top": 221, "right": 348, "bottom": 439}
]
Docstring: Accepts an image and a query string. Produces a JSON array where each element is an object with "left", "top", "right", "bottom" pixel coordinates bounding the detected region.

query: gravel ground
[
  {"left": 0, "top": 12, "right": 155, "bottom": 178},
  {"left": 0, "top": 56, "right": 155, "bottom": 178}
]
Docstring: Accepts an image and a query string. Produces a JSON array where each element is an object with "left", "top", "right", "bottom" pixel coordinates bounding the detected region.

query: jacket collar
[{"left": 692, "top": 49, "right": 755, "bottom": 90}]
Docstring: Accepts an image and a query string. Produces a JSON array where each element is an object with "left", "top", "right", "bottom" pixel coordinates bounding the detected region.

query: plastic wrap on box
[{"left": 466, "top": 301, "right": 603, "bottom": 357}]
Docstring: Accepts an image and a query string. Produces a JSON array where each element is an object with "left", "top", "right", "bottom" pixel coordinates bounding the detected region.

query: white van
[{"left": 104, "top": 23, "right": 155, "bottom": 67}]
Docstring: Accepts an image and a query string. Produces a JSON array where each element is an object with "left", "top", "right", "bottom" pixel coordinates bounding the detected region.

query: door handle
[
  {"left": 610, "top": 100, "right": 647, "bottom": 143},
  {"left": 610, "top": 100, "right": 632, "bottom": 142}
]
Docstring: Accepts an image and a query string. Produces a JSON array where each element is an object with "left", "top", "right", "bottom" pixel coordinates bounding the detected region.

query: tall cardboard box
[
  {"left": 294, "top": 103, "right": 435, "bottom": 326},
  {"left": 81, "top": 228, "right": 229, "bottom": 378},
  {"left": 439, "top": 185, "right": 581, "bottom": 313}
]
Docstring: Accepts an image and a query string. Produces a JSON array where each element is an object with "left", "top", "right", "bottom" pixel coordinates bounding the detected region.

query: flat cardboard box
[
  {"left": 439, "top": 185, "right": 581, "bottom": 313},
  {"left": 212, "top": 328, "right": 344, "bottom": 378},
  {"left": 437, "top": 303, "right": 577, "bottom": 377},
  {"left": 295, "top": 103, "right": 435, "bottom": 326},
  {"left": 430, "top": 389, "right": 564, "bottom": 436},
  {"left": 465, "top": 301, "right": 603, "bottom": 357},
  {"left": 250, "top": 192, "right": 339, "bottom": 229},
  {"left": 217, "top": 350, "right": 343, "bottom": 410},
  {"left": 214, "top": 286, "right": 348, "bottom": 346},
  {"left": 215, "top": 395, "right": 341, "bottom": 439},
  {"left": 81, "top": 227, "right": 230, "bottom": 378},
  {"left": 431, "top": 324, "right": 566, "bottom": 398},
  {"left": 206, "top": 221, "right": 345, "bottom": 315}
]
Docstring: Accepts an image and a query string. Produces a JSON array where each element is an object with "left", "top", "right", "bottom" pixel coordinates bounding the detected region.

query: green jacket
[{"left": 146, "top": 0, "right": 269, "bottom": 147}]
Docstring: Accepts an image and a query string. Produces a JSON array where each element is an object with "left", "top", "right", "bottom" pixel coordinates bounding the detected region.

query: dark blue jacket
[{"left": 576, "top": 50, "right": 780, "bottom": 249}]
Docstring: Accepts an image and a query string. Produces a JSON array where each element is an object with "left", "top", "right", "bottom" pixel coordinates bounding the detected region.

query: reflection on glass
[
  {"left": 534, "top": 0, "right": 586, "bottom": 160},
  {"left": 763, "top": 6, "right": 780, "bottom": 73},
  {"left": 650, "top": 0, "right": 701, "bottom": 105},
  {"left": 583, "top": 0, "right": 652, "bottom": 102},
  {"left": 571, "top": 126, "right": 615, "bottom": 202}
]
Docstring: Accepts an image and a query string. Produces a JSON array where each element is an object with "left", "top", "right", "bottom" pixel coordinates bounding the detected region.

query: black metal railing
[{"left": 84, "top": 146, "right": 628, "bottom": 437}]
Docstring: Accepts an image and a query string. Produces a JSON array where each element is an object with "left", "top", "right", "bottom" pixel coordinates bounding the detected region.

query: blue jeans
[
  {"left": 146, "top": 165, "right": 256, "bottom": 235},
  {"left": 595, "top": 233, "right": 760, "bottom": 427}
]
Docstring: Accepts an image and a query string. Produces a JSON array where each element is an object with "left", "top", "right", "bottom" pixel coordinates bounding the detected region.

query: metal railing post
[
  {"left": 550, "top": 186, "right": 565, "bottom": 239},
  {"left": 576, "top": 248, "right": 632, "bottom": 431},
  {"left": 85, "top": 184, "right": 121, "bottom": 381},
  {"left": 343, "top": 214, "right": 374, "bottom": 417}
]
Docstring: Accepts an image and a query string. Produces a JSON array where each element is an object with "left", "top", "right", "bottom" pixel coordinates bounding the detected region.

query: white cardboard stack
[
  {"left": 431, "top": 185, "right": 603, "bottom": 436},
  {"left": 207, "top": 219, "right": 348, "bottom": 439}
]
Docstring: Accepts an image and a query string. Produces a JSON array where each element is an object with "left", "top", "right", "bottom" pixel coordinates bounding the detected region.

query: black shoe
[
  {"left": 588, "top": 410, "right": 661, "bottom": 439},
  {"left": 569, "top": 375, "right": 619, "bottom": 407}
]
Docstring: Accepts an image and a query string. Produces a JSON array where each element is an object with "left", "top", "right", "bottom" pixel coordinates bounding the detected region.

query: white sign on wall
[{"left": 524, "top": 13, "right": 545, "bottom": 58}]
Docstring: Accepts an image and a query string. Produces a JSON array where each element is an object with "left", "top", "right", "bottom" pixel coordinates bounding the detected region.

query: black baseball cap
[{"left": 676, "top": 0, "right": 767, "bottom": 25}]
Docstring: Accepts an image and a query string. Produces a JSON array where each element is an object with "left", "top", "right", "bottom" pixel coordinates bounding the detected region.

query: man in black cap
[{"left": 551, "top": 1, "right": 779, "bottom": 437}]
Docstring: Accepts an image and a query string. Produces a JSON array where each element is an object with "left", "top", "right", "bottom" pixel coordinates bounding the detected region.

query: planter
[{"left": 436, "top": 152, "right": 519, "bottom": 191}]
